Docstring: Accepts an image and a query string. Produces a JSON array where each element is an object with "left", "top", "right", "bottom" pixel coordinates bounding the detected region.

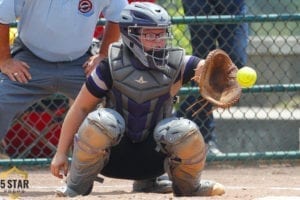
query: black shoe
[{"left": 132, "top": 174, "right": 172, "bottom": 193}]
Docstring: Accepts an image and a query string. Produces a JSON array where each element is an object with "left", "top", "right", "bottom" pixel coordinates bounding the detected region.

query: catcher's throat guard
[{"left": 188, "top": 49, "right": 242, "bottom": 116}]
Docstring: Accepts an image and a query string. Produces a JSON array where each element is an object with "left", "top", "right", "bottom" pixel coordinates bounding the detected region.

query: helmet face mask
[
  {"left": 119, "top": 2, "right": 173, "bottom": 70},
  {"left": 130, "top": 26, "right": 172, "bottom": 69}
]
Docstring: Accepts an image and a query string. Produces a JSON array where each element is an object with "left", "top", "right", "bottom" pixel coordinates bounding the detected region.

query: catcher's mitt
[{"left": 187, "top": 49, "right": 242, "bottom": 116}]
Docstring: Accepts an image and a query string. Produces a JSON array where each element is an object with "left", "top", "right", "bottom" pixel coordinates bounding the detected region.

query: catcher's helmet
[{"left": 119, "top": 2, "right": 172, "bottom": 70}]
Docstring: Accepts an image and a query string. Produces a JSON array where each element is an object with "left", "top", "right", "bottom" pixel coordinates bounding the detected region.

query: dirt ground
[{"left": 1, "top": 163, "right": 300, "bottom": 200}]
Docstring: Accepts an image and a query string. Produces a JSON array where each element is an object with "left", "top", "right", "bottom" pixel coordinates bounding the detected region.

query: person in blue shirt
[
  {"left": 0, "top": 0, "right": 126, "bottom": 154},
  {"left": 50, "top": 2, "right": 227, "bottom": 198}
]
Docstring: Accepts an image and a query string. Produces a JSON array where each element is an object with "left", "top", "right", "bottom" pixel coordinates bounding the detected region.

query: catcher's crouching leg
[
  {"left": 154, "top": 117, "right": 225, "bottom": 197},
  {"left": 65, "top": 108, "right": 125, "bottom": 196}
]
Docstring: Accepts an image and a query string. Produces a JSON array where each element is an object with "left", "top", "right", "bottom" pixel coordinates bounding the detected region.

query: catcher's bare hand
[
  {"left": 50, "top": 153, "right": 69, "bottom": 179},
  {"left": 0, "top": 58, "right": 31, "bottom": 83}
]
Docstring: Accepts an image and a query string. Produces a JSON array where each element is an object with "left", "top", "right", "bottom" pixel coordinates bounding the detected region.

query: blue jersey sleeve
[
  {"left": 182, "top": 56, "right": 201, "bottom": 85},
  {"left": 86, "top": 59, "right": 112, "bottom": 98}
]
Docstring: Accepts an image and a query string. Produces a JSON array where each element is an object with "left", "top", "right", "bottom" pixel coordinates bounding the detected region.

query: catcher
[{"left": 50, "top": 2, "right": 241, "bottom": 197}]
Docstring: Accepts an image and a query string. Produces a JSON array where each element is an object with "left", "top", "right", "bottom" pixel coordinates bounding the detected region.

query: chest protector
[{"left": 108, "top": 43, "right": 184, "bottom": 142}]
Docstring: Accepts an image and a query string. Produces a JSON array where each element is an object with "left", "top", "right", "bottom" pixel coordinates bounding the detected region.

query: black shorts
[{"left": 101, "top": 133, "right": 166, "bottom": 180}]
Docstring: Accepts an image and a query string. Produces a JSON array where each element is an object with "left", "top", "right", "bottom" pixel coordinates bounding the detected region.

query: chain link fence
[
  {"left": 163, "top": 0, "right": 300, "bottom": 163},
  {"left": 4, "top": 95, "right": 69, "bottom": 158},
  {"left": 2, "top": 0, "right": 300, "bottom": 165}
]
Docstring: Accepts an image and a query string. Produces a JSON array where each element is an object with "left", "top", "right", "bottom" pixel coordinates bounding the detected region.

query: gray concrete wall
[
  {"left": 214, "top": 37, "right": 300, "bottom": 153},
  {"left": 216, "top": 119, "right": 299, "bottom": 152},
  {"left": 247, "top": 36, "right": 300, "bottom": 84}
]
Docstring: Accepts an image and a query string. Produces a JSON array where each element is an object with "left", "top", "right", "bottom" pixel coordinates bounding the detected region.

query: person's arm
[
  {"left": 0, "top": 23, "right": 31, "bottom": 82},
  {"left": 83, "top": 21, "right": 120, "bottom": 76},
  {"left": 0, "top": 23, "right": 11, "bottom": 70},
  {"left": 57, "top": 86, "right": 100, "bottom": 154},
  {"left": 98, "top": 21, "right": 120, "bottom": 57},
  {"left": 171, "top": 56, "right": 205, "bottom": 96},
  {"left": 51, "top": 84, "right": 101, "bottom": 178}
]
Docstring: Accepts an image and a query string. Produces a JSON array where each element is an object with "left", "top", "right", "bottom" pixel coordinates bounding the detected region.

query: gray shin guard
[
  {"left": 67, "top": 108, "right": 125, "bottom": 195},
  {"left": 154, "top": 117, "right": 206, "bottom": 196}
]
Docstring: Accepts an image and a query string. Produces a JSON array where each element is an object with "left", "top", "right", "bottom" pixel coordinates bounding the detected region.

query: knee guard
[
  {"left": 154, "top": 117, "right": 206, "bottom": 196},
  {"left": 67, "top": 108, "right": 125, "bottom": 195}
]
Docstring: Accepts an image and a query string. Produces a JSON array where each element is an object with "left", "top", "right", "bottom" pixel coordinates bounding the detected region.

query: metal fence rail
[
  {"left": 180, "top": 84, "right": 300, "bottom": 95},
  {"left": 173, "top": 14, "right": 300, "bottom": 24},
  {"left": 4, "top": 1, "right": 300, "bottom": 165}
]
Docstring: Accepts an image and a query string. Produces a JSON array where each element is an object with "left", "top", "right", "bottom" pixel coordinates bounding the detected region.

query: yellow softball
[{"left": 236, "top": 66, "right": 257, "bottom": 88}]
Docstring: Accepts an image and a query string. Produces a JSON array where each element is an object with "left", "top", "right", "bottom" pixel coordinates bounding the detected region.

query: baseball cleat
[
  {"left": 174, "top": 179, "right": 225, "bottom": 197},
  {"left": 55, "top": 185, "right": 79, "bottom": 197},
  {"left": 132, "top": 174, "right": 173, "bottom": 194}
]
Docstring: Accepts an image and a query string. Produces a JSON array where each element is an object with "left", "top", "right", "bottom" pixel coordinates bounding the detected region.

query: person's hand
[
  {"left": 50, "top": 152, "right": 69, "bottom": 179},
  {"left": 83, "top": 54, "right": 105, "bottom": 77},
  {"left": 0, "top": 58, "right": 31, "bottom": 83}
]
